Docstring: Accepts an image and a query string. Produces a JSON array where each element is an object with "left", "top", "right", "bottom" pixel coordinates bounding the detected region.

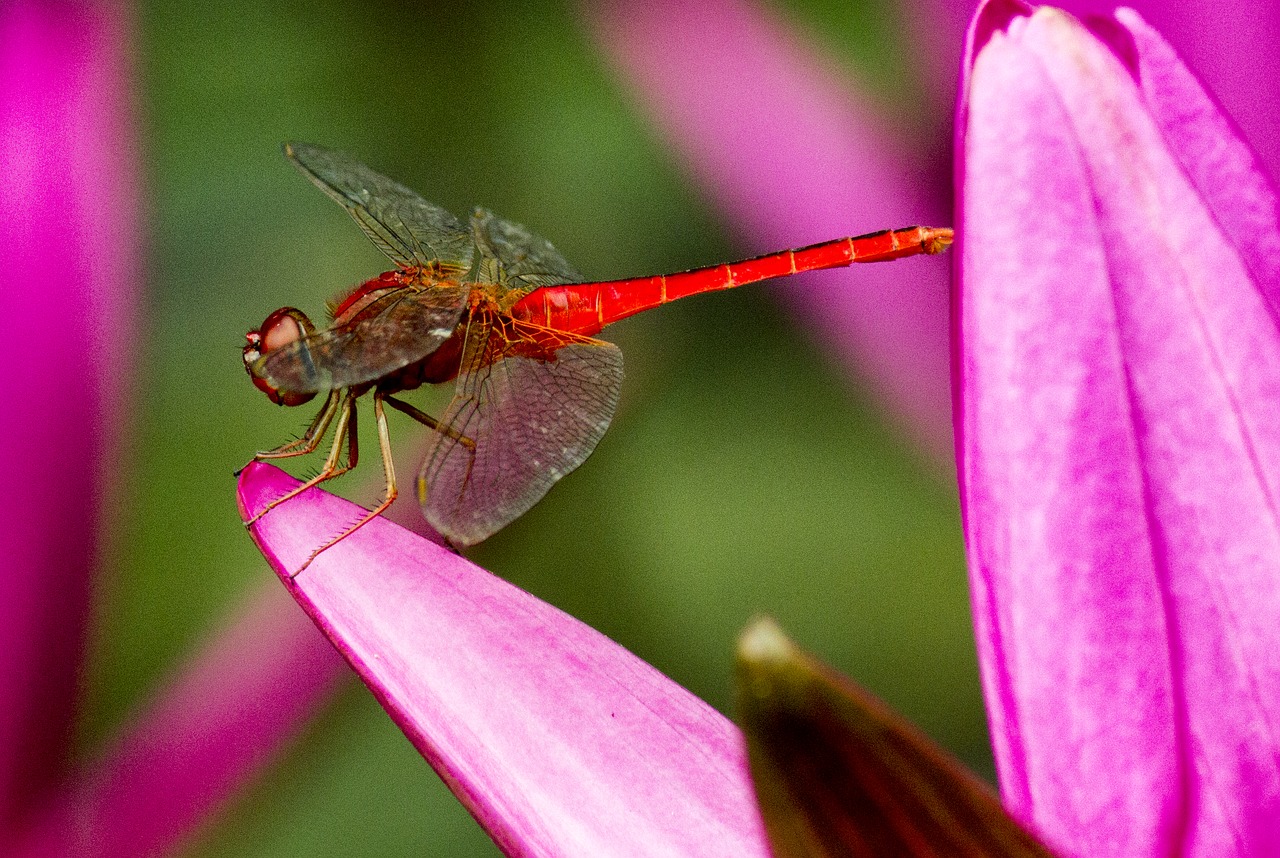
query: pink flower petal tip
[{"left": 237, "top": 461, "right": 770, "bottom": 857}]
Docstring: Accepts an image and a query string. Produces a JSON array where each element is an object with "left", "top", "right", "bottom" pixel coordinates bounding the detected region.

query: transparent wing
[
  {"left": 467, "top": 208, "right": 584, "bottom": 297},
  {"left": 418, "top": 309, "right": 623, "bottom": 546},
  {"left": 286, "top": 142, "right": 474, "bottom": 270},
  {"left": 253, "top": 285, "right": 467, "bottom": 393}
]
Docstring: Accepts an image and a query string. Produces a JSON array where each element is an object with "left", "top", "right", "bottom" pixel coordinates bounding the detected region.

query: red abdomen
[{"left": 508, "top": 226, "right": 952, "bottom": 336}]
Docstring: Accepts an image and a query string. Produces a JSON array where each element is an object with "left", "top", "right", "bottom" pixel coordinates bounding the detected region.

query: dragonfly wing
[
  {"left": 253, "top": 285, "right": 467, "bottom": 393},
  {"left": 418, "top": 312, "right": 623, "bottom": 546},
  {"left": 467, "top": 208, "right": 584, "bottom": 295},
  {"left": 286, "top": 142, "right": 474, "bottom": 271}
]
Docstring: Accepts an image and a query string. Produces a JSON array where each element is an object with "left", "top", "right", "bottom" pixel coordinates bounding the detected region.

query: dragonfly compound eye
[{"left": 244, "top": 307, "right": 317, "bottom": 406}]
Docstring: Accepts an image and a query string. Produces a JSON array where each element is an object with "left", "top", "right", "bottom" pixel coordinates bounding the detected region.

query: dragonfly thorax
[{"left": 244, "top": 307, "right": 318, "bottom": 406}]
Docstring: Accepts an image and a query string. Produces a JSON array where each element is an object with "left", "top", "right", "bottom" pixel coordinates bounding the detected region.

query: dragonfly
[{"left": 244, "top": 143, "right": 952, "bottom": 572}]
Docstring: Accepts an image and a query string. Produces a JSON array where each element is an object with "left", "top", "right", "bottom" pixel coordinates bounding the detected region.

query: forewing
[
  {"left": 418, "top": 312, "right": 623, "bottom": 546},
  {"left": 286, "top": 142, "right": 474, "bottom": 270},
  {"left": 467, "top": 208, "right": 584, "bottom": 296},
  {"left": 253, "top": 286, "right": 466, "bottom": 393}
]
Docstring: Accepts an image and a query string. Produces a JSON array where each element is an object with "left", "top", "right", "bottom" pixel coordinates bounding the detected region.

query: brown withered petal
[{"left": 735, "top": 618, "right": 1056, "bottom": 858}]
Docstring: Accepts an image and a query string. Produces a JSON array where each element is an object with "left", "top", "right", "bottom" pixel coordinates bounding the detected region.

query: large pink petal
[
  {"left": 584, "top": 0, "right": 954, "bottom": 460},
  {"left": 7, "top": 585, "right": 347, "bottom": 858},
  {"left": 957, "top": 4, "right": 1280, "bottom": 856},
  {"left": 237, "top": 462, "right": 769, "bottom": 857},
  {"left": 0, "top": 0, "right": 139, "bottom": 825}
]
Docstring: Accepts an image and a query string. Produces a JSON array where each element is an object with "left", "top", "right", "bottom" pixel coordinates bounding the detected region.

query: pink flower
[
  {"left": 957, "top": 2, "right": 1280, "bottom": 854},
  {"left": 0, "top": 4, "right": 346, "bottom": 854}
]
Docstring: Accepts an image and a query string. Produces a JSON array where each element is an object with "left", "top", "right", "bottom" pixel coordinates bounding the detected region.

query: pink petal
[
  {"left": 1095, "top": 0, "right": 1280, "bottom": 185},
  {"left": 957, "top": 4, "right": 1280, "bottom": 856},
  {"left": 238, "top": 462, "right": 769, "bottom": 857},
  {"left": 914, "top": 0, "right": 1280, "bottom": 185},
  {"left": 1110, "top": 9, "right": 1280, "bottom": 303},
  {"left": 7, "top": 585, "right": 347, "bottom": 858},
  {"left": 583, "top": 0, "right": 954, "bottom": 460},
  {"left": 0, "top": 0, "right": 139, "bottom": 825}
]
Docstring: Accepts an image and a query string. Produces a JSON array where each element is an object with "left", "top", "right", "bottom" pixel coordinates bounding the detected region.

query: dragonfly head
[{"left": 244, "top": 307, "right": 318, "bottom": 406}]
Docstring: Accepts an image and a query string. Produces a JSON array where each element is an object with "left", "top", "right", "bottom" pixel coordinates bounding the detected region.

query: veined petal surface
[
  {"left": 239, "top": 463, "right": 769, "bottom": 858},
  {"left": 957, "top": 4, "right": 1280, "bottom": 855}
]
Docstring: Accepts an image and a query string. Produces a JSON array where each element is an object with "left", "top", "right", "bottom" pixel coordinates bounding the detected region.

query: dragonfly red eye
[{"left": 244, "top": 307, "right": 317, "bottom": 406}]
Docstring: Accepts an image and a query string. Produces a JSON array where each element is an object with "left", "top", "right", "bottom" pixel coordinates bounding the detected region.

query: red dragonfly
[{"left": 244, "top": 143, "right": 951, "bottom": 570}]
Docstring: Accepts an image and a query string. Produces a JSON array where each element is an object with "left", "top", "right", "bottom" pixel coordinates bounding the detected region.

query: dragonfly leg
[
  {"left": 293, "top": 392, "right": 399, "bottom": 576},
  {"left": 383, "top": 394, "right": 476, "bottom": 450},
  {"left": 247, "top": 390, "right": 341, "bottom": 465},
  {"left": 246, "top": 392, "right": 358, "bottom": 527}
]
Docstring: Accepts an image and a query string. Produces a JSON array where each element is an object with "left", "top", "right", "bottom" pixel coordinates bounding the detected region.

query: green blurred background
[{"left": 85, "top": 1, "right": 985, "bottom": 854}]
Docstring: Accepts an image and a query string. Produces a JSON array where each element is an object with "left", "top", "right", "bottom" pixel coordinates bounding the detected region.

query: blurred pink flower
[
  {"left": 0, "top": 4, "right": 346, "bottom": 855},
  {"left": 957, "top": 2, "right": 1280, "bottom": 855},
  {"left": 0, "top": 0, "right": 137, "bottom": 824}
]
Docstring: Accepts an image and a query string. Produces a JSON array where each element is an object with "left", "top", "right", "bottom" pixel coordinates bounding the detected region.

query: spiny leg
[
  {"left": 294, "top": 391, "right": 399, "bottom": 576},
  {"left": 383, "top": 394, "right": 476, "bottom": 450},
  {"left": 248, "top": 390, "right": 341, "bottom": 464},
  {"left": 384, "top": 394, "right": 472, "bottom": 553},
  {"left": 247, "top": 392, "right": 358, "bottom": 526}
]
